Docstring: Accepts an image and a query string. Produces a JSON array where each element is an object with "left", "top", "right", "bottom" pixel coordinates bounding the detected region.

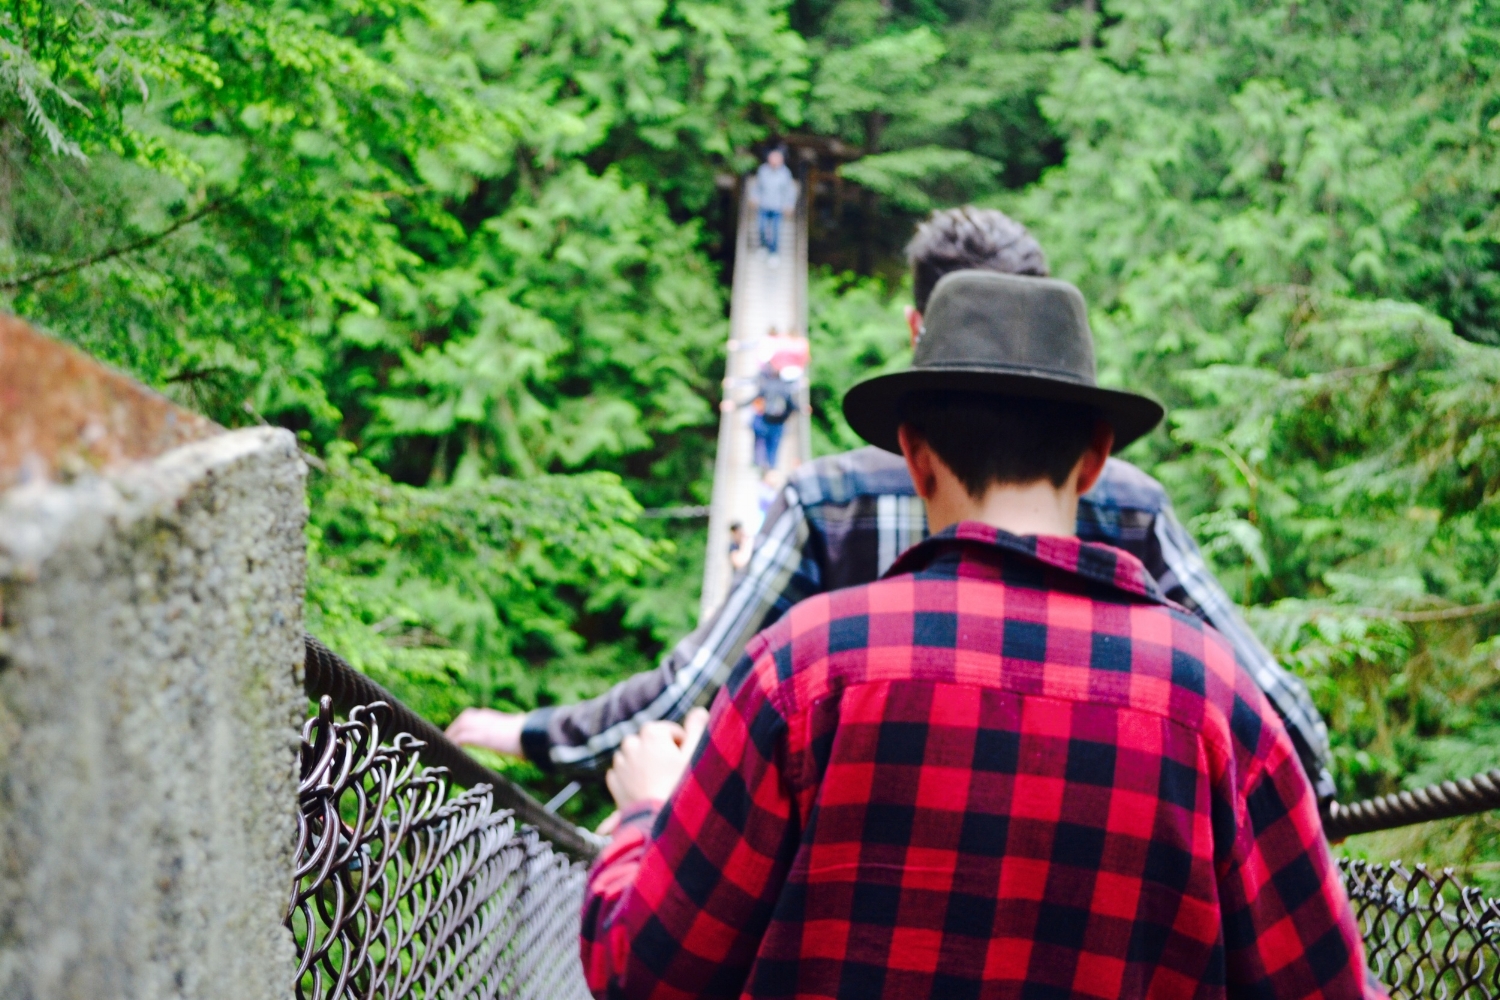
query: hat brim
[{"left": 842, "top": 368, "right": 1165, "bottom": 455}]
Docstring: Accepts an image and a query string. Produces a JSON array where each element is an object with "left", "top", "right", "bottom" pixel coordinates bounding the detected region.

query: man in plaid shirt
[
  {"left": 446, "top": 207, "right": 1335, "bottom": 804},
  {"left": 581, "top": 271, "right": 1373, "bottom": 999}
]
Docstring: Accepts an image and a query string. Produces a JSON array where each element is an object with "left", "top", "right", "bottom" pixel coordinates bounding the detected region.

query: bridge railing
[
  {"left": 302, "top": 626, "right": 1500, "bottom": 1000},
  {"left": 293, "top": 637, "right": 598, "bottom": 1000}
]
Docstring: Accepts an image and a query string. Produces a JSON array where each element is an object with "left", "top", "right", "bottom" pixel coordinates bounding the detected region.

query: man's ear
[
  {"left": 1073, "top": 421, "right": 1115, "bottom": 496},
  {"left": 904, "top": 307, "right": 923, "bottom": 349},
  {"left": 898, "top": 424, "right": 938, "bottom": 501}
]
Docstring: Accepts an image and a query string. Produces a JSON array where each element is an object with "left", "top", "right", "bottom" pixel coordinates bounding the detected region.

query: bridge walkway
[{"left": 700, "top": 178, "right": 812, "bottom": 619}]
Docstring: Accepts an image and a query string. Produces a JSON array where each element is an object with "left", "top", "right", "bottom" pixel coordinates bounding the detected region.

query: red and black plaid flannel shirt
[{"left": 581, "top": 524, "right": 1374, "bottom": 999}]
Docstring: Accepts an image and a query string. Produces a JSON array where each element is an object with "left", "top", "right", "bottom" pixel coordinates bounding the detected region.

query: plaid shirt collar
[{"left": 886, "top": 520, "right": 1166, "bottom": 603}]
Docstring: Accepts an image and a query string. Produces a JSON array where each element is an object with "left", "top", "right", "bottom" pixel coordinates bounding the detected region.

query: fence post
[{"left": 0, "top": 321, "right": 305, "bottom": 1000}]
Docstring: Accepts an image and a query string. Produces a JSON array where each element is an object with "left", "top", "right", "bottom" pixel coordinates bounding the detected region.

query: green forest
[{"left": 7, "top": 0, "right": 1500, "bottom": 869}]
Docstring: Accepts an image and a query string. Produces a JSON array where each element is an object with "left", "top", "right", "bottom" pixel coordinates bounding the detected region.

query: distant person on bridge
[
  {"left": 749, "top": 148, "right": 796, "bottom": 260},
  {"left": 751, "top": 362, "right": 799, "bottom": 471},
  {"left": 727, "top": 521, "right": 750, "bottom": 572},
  {"left": 579, "top": 271, "right": 1373, "bottom": 999},
  {"left": 445, "top": 206, "right": 1335, "bottom": 809}
]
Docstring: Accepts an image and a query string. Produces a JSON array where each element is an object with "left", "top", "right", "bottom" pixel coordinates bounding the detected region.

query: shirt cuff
[
  {"left": 615, "top": 800, "right": 664, "bottom": 839},
  {"left": 520, "top": 707, "right": 555, "bottom": 770}
]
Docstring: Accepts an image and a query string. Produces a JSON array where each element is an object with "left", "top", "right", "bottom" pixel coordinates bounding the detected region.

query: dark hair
[
  {"left": 898, "top": 391, "right": 1100, "bottom": 496},
  {"left": 906, "top": 208, "right": 1049, "bottom": 312}
]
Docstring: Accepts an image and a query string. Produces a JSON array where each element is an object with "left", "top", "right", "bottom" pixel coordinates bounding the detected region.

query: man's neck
[{"left": 924, "top": 479, "right": 1080, "bottom": 538}]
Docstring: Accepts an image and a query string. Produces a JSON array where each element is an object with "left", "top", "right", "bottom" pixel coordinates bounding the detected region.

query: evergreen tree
[
  {"left": 9, "top": 0, "right": 1500, "bottom": 862},
  {"left": 1008, "top": 0, "right": 1500, "bottom": 867}
]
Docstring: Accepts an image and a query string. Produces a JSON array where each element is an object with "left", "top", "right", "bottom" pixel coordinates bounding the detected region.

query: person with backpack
[{"left": 751, "top": 363, "right": 798, "bottom": 471}]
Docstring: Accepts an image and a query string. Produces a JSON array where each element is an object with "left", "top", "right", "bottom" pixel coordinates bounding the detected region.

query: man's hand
[
  {"left": 445, "top": 707, "right": 525, "bottom": 756},
  {"left": 604, "top": 708, "right": 710, "bottom": 811}
]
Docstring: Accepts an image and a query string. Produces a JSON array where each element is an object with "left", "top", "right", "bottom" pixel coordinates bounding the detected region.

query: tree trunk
[{"left": 860, "top": 112, "right": 886, "bottom": 274}]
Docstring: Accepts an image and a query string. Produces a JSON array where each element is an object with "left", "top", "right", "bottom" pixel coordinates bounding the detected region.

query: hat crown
[
  {"left": 916, "top": 271, "right": 1097, "bottom": 385},
  {"left": 839, "top": 267, "right": 1163, "bottom": 456}
]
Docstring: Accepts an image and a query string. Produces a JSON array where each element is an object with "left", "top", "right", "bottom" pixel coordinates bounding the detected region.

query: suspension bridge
[
  {"left": 5, "top": 166, "right": 1500, "bottom": 1000},
  {"left": 288, "top": 164, "right": 1500, "bottom": 1000}
]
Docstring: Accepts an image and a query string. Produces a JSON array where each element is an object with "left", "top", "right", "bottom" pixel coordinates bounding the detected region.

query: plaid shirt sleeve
[
  {"left": 1150, "top": 504, "right": 1337, "bottom": 801},
  {"left": 580, "top": 644, "right": 795, "bottom": 999},
  {"left": 523, "top": 488, "right": 818, "bottom": 773},
  {"left": 1216, "top": 706, "right": 1373, "bottom": 995}
]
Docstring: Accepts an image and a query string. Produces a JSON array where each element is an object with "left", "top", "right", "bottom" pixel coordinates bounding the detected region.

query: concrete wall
[
  {"left": 0, "top": 426, "right": 306, "bottom": 1000},
  {"left": 0, "top": 316, "right": 219, "bottom": 492}
]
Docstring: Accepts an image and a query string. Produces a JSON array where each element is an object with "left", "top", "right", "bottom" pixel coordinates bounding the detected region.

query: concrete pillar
[{"left": 0, "top": 320, "right": 305, "bottom": 1000}]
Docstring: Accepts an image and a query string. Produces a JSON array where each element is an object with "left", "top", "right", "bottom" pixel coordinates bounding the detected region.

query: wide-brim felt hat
[{"left": 843, "top": 270, "right": 1164, "bottom": 454}]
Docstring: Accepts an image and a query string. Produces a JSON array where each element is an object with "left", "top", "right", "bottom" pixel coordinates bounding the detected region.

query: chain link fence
[
  {"left": 293, "top": 637, "right": 1500, "bottom": 1000},
  {"left": 1341, "top": 858, "right": 1500, "bottom": 1000},
  {"left": 288, "top": 697, "right": 592, "bottom": 1000}
]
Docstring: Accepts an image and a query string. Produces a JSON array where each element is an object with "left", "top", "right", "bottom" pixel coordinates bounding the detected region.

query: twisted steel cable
[
  {"left": 1323, "top": 769, "right": 1500, "bottom": 841},
  {"left": 303, "top": 634, "right": 602, "bottom": 861}
]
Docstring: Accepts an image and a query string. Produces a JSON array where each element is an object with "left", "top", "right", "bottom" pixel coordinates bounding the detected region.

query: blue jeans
[
  {"left": 753, "top": 415, "right": 785, "bottom": 470},
  {"left": 758, "top": 209, "right": 782, "bottom": 254}
]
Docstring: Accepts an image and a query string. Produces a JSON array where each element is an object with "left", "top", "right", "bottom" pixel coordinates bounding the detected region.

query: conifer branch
[
  {"left": 0, "top": 196, "right": 230, "bottom": 290},
  {"left": 1370, "top": 601, "right": 1500, "bottom": 623}
]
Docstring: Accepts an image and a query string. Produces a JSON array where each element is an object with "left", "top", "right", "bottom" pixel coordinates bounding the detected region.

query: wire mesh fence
[
  {"left": 289, "top": 638, "right": 1500, "bottom": 1000},
  {"left": 1341, "top": 858, "right": 1500, "bottom": 999},
  {"left": 288, "top": 697, "right": 591, "bottom": 1000}
]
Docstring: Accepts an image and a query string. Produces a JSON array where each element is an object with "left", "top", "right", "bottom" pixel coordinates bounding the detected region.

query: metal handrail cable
[
  {"left": 302, "top": 634, "right": 602, "bottom": 860},
  {"left": 1323, "top": 769, "right": 1500, "bottom": 841}
]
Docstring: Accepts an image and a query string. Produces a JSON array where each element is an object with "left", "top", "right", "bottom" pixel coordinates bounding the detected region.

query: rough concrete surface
[
  {"left": 0, "top": 318, "right": 220, "bottom": 492},
  {"left": 0, "top": 426, "right": 306, "bottom": 1000}
]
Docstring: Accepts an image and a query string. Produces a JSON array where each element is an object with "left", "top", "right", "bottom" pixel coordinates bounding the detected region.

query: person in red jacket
[{"left": 580, "top": 270, "right": 1376, "bottom": 999}]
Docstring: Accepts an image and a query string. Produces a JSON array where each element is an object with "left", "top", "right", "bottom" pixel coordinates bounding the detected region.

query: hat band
[{"left": 909, "top": 361, "right": 1098, "bottom": 389}]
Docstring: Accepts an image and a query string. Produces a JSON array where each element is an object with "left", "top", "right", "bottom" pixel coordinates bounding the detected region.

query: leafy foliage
[
  {"left": 0, "top": 0, "right": 803, "bottom": 724},
  {"left": 804, "top": 267, "right": 908, "bottom": 452},
  {"left": 1011, "top": 0, "right": 1500, "bottom": 864},
  {"left": 10, "top": 0, "right": 1500, "bottom": 879},
  {"left": 796, "top": 0, "right": 1074, "bottom": 266},
  {"left": 306, "top": 444, "right": 662, "bottom": 721}
]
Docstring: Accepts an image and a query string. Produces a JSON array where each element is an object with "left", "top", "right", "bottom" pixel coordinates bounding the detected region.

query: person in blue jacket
[
  {"left": 749, "top": 148, "right": 797, "bottom": 258},
  {"left": 750, "top": 363, "right": 798, "bottom": 471}
]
